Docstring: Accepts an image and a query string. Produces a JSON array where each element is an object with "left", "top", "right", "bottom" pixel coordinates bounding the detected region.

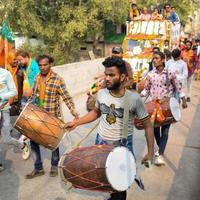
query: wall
[
  {"left": 14, "top": 36, "right": 44, "bottom": 49},
  {"left": 52, "top": 58, "right": 105, "bottom": 96}
]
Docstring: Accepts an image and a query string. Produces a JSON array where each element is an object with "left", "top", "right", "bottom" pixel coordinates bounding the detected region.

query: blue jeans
[
  {"left": 95, "top": 133, "right": 134, "bottom": 155},
  {"left": 30, "top": 141, "right": 59, "bottom": 170},
  {"left": 0, "top": 110, "right": 22, "bottom": 148},
  {"left": 154, "top": 124, "right": 171, "bottom": 155},
  {"left": 21, "top": 96, "right": 30, "bottom": 107}
]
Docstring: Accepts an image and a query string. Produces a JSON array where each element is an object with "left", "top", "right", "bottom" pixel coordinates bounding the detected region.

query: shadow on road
[
  {"left": 0, "top": 158, "right": 20, "bottom": 200},
  {"left": 167, "top": 98, "right": 200, "bottom": 200}
]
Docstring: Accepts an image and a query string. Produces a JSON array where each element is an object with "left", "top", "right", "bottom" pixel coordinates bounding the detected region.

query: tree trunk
[
  {"left": 63, "top": 42, "right": 71, "bottom": 64},
  {"left": 93, "top": 35, "right": 100, "bottom": 56}
]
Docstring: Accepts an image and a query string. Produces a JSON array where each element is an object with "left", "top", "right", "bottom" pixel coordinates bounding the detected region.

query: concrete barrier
[{"left": 52, "top": 58, "right": 105, "bottom": 96}]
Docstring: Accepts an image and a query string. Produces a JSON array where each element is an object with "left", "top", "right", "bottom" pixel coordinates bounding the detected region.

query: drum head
[
  {"left": 14, "top": 102, "right": 30, "bottom": 128},
  {"left": 105, "top": 146, "right": 136, "bottom": 191},
  {"left": 170, "top": 97, "right": 181, "bottom": 121}
]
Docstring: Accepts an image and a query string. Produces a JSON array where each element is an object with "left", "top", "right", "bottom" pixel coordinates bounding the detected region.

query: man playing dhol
[
  {"left": 64, "top": 56, "right": 154, "bottom": 200},
  {"left": 25, "top": 55, "right": 79, "bottom": 179}
]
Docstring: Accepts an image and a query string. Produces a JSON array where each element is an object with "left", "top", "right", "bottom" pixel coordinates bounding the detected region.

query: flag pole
[
  {"left": 5, "top": 37, "right": 8, "bottom": 70},
  {"left": 4, "top": 13, "right": 8, "bottom": 70}
]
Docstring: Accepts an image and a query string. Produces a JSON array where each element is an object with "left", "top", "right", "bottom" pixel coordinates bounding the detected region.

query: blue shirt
[
  {"left": 169, "top": 11, "right": 179, "bottom": 23},
  {"left": 0, "top": 68, "right": 17, "bottom": 110},
  {"left": 20, "top": 59, "right": 40, "bottom": 88}
]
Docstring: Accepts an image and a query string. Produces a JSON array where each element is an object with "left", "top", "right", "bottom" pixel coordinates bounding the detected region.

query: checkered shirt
[{"left": 32, "top": 71, "right": 75, "bottom": 117}]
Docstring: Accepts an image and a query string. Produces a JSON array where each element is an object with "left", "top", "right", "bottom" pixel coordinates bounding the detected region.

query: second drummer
[
  {"left": 25, "top": 55, "right": 79, "bottom": 179},
  {"left": 141, "top": 51, "right": 187, "bottom": 166}
]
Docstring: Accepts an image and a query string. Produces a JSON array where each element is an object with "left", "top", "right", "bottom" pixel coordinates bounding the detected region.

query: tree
[
  {"left": 0, "top": 0, "right": 130, "bottom": 64},
  {"left": 0, "top": 0, "right": 200, "bottom": 64},
  {"left": 84, "top": 0, "right": 130, "bottom": 53}
]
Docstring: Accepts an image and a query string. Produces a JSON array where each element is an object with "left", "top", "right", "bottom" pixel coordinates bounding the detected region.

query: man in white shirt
[
  {"left": 166, "top": 48, "right": 188, "bottom": 90},
  {"left": 0, "top": 66, "right": 29, "bottom": 170},
  {"left": 0, "top": 67, "right": 17, "bottom": 170}
]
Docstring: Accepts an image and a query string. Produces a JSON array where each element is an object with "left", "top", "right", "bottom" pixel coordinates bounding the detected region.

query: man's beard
[{"left": 106, "top": 81, "right": 121, "bottom": 90}]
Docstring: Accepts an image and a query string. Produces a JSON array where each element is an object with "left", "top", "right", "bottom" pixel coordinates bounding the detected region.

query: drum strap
[
  {"left": 122, "top": 90, "right": 129, "bottom": 143},
  {"left": 166, "top": 67, "right": 177, "bottom": 98},
  {"left": 72, "top": 122, "right": 99, "bottom": 150},
  {"left": 166, "top": 68, "right": 170, "bottom": 96}
]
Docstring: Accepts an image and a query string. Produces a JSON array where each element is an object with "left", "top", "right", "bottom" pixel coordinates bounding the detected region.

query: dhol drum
[
  {"left": 134, "top": 97, "right": 181, "bottom": 129},
  {"left": 59, "top": 145, "right": 136, "bottom": 193},
  {"left": 14, "top": 103, "right": 66, "bottom": 150}
]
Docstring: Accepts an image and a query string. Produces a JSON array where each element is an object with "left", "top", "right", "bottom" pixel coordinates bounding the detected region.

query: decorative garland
[{"left": 150, "top": 99, "right": 166, "bottom": 125}]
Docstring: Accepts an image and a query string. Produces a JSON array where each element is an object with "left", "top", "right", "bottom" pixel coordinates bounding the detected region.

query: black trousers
[{"left": 109, "top": 191, "right": 127, "bottom": 200}]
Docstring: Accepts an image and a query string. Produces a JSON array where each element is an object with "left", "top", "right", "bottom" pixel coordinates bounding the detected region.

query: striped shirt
[{"left": 32, "top": 71, "right": 76, "bottom": 117}]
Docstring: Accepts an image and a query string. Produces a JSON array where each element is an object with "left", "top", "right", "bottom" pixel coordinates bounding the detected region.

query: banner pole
[{"left": 5, "top": 39, "right": 8, "bottom": 70}]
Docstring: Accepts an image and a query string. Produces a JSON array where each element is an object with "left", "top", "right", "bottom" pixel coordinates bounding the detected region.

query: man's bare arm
[
  {"left": 64, "top": 108, "right": 101, "bottom": 130},
  {"left": 141, "top": 118, "right": 154, "bottom": 163}
]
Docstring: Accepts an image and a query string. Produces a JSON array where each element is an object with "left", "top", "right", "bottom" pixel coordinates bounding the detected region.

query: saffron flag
[
  {"left": 0, "top": 15, "right": 15, "bottom": 66},
  {"left": 0, "top": 16, "right": 18, "bottom": 103}
]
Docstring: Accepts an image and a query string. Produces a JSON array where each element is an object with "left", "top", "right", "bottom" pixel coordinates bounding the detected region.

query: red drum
[
  {"left": 59, "top": 145, "right": 136, "bottom": 193},
  {"left": 134, "top": 97, "right": 181, "bottom": 129},
  {"left": 14, "top": 103, "right": 66, "bottom": 150}
]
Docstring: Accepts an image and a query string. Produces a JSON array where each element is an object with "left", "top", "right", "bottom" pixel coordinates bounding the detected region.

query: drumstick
[{"left": 71, "top": 122, "right": 99, "bottom": 150}]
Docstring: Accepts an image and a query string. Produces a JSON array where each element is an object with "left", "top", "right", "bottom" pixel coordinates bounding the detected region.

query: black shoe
[
  {"left": 108, "top": 191, "right": 127, "bottom": 200},
  {"left": 49, "top": 166, "right": 58, "bottom": 177},
  {"left": 25, "top": 169, "right": 45, "bottom": 179},
  {"left": 186, "top": 97, "right": 191, "bottom": 102}
]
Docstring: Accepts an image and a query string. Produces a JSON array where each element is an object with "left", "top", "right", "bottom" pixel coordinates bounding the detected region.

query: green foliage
[
  {"left": 0, "top": 0, "right": 199, "bottom": 65},
  {"left": 20, "top": 40, "right": 49, "bottom": 59}
]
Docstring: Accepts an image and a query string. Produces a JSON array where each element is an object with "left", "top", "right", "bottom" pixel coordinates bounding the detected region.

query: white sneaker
[
  {"left": 154, "top": 155, "right": 165, "bottom": 166},
  {"left": 22, "top": 141, "right": 31, "bottom": 160},
  {"left": 155, "top": 151, "right": 159, "bottom": 157}
]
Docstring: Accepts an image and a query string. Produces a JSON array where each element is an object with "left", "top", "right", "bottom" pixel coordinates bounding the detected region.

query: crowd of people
[
  {"left": 0, "top": 50, "right": 79, "bottom": 178},
  {"left": 0, "top": 47, "right": 154, "bottom": 200},
  {"left": 0, "top": 8, "right": 200, "bottom": 199},
  {"left": 129, "top": 2, "right": 180, "bottom": 23},
  {"left": 138, "top": 35, "right": 200, "bottom": 165}
]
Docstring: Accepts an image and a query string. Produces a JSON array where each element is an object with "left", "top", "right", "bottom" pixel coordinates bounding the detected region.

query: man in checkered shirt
[{"left": 25, "top": 55, "right": 79, "bottom": 179}]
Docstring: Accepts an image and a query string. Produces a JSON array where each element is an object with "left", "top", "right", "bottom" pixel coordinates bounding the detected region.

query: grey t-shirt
[{"left": 95, "top": 89, "right": 149, "bottom": 141}]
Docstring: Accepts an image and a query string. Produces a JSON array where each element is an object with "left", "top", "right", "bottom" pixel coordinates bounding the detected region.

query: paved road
[{"left": 0, "top": 82, "right": 200, "bottom": 200}]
